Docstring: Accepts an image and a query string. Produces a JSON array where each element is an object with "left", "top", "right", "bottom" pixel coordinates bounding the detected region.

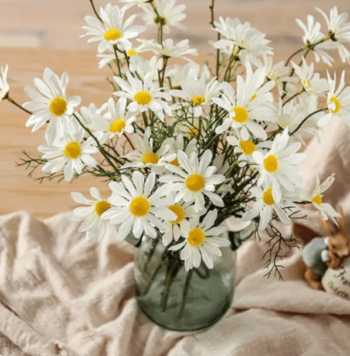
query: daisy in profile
[
  {"left": 38, "top": 120, "right": 99, "bottom": 181},
  {"left": 114, "top": 72, "right": 172, "bottom": 121},
  {"left": 122, "top": 127, "right": 174, "bottom": 172},
  {"left": 101, "top": 172, "right": 176, "bottom": 240},
  {"left": 162, "top": 194, "right": 205, "bottom": 246},
  {"left": 213, "top": 17, "right": 273, "bottom": 66},
  {"left": 213, "top": 75, "right": 275, "bottom": 140},
  {"left": 163, "top": 135, "right": 197, "bottom": 167},
  {"left": 169, "top": 209, "right": 230, "bottom": 271},
  {"left": 316, "top": 7, "right": 350, "bottom": 63},
  {"left": 24, "top": 68, "right": 81, "bottom": 144},
  {"left": 166, "top": 63, "right": 210, "bottom": 89},
  {"left": 139, "top": 39, "right": 197, "bottom": 62},
  {"left": 134, "top": 56, "right": 163, "bottom": 81},
  {"left": 292, "top": 59, "right": 329, "bottom": 96},
  {"left": 296, "top": 15, "right": 335, "bottom": 66},
  {"left": 75, "top": 102, "right": 107, "bottom": 128},
  {"left": 90, "top": 98, "right": 135, "bottom": 139},
  {"left": 253, "top": 128, "right": 305, "bottom": 203},
  {"left": 71, "top": 188, "right": 113, "bottom": 241},
  {"left": 0, "top": 64, "right": 9, "bottom": 101},
  {"left": 142, "top": 0, "right": 186, "bottom": 32},
  {"left": 242, "top": 185, "right": 297, "bottom": 230},
  {"left": 82, "top": 4, "right": 145, "bottom": 53},
  {"left": 170, "top": 76, "right": 222, "bottom": 117},
  {"left": 318, "top": 71, "right": 350, "bottom": 127},
  {"left": 160, "top": 150, "right": 225, "bottom": 212},
  {"left": 306, "top": 174, "right": 339, "bottom": 222}
]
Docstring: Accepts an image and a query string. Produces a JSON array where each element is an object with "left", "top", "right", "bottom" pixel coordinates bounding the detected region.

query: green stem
[
  {"left": 113, "top": 45, "right": 123, "bottom": 78},
  {"left": 283, "top": 88, "right": 305, "bottom": 107},
  {"left": 89, "top": 0, "right": 103, "bottom": 22},
  {"left": 179, "top": 269, "right": 194, "bottom": 319},
  {"left": 290, "top": 108, "right": 326, "bottom": 136},
  {"left": 7, "top": 96, "right": 32, "bottom": 115}
]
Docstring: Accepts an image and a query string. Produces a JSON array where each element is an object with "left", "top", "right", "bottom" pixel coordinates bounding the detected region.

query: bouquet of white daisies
[{"left": 2, "top": 0, "right": 349, "bottom": 278}]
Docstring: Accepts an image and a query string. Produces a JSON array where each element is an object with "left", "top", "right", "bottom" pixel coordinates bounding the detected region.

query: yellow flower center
[
  {"left": 142, "top": 152, "right": 159, "bottom": 165},
  {"left": 104, "top": 29, "right": 122, "bottom": 41},
  {"left": 263, "top": 154, "right": 279, "bottom": 173},
  {"left": 95, "top": 201, "right": 111, "bottom": 216},
  {"left": 188, "top": 128, "right": 199, "bottom": 138},
  {"left": 262, "top": 187, "right": 275, "bottom": 206},
  {"left": 49, "top": 97, "right": 67, "bottom": 117},
  {"left": 169, "top": 157, "right": 179, "bottom": 166},
  {"left": 110, "top": 119, "right": 126, "bottom": 133},
  {"left": 250, "top": 93, "right": 257, "bottom": 101},
  {"left": 232, "top": 106, "right": 249, "bottom": 124},
  {"left": 188, "top": 228, "right": 205, "bottom": 246},
  {"left": 192, "top": 96, "right": 206, "bottom": 107},
  {"left": 128, "top": 49, "right": 137, "bottom": 56},
  {"left": 64, "top": 142, "right": 82, "bottom": 159},
  {"left": 168, "top": 205, "right": 184, "bottom": 224},
  {"left": 134, "top": 91, "right": 152, "bottom": 105},
  {"left": 312, "top": 194, "right": 323, "bottom": 206},
  {"left": 130, "top": 196, "right": 151, "bottom": 217},
  {"left": 186, "top": 174, "right": 205, "bottom": 192},
  {"left": 239, "top": 140, "right": 256, "bottom": 156},
  {"left": 329, "top": 96, "right": 341, "bottom": 114},
  {"left": 154, "top": 16, "right": 167, "bottom": 26},
  {"left": 302, "top": 79, "right": 312, "bottom": 90}
]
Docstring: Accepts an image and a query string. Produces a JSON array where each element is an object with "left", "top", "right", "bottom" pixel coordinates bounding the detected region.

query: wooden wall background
[{"left": 0, "top": 0, "right": 349, "bottom": 218}]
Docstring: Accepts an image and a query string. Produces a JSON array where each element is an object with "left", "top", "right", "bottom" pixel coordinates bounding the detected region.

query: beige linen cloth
[{"left": 1, "top": 120, "right": 350, "bottom": 356}]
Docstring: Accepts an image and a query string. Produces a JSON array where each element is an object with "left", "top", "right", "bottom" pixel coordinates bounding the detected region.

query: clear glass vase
[{"left": 127, "top": 221, "right": 256, "bottom": 332}]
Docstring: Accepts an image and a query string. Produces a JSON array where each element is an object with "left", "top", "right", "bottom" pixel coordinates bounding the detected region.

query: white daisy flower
[
  {"left": 0, "top": 64, "right": 9, "bottom": 101},
  {"left": 71, "top": 188, "right": 113, "bottom": 241},
  {"left": 227, "top": 132, "right": 271, "bottom": 167},
  {"left": 292, "top": 58, "right": 329, "bottom": 96},
  {"left": 213, "top": 70, "right": 275, "bottom": 140},
  {"left": 142, "top": 0, "right": 186, "bottom": 32},
  {"left": 114, "top": 72, "right": 172, "bottom": 121},
  {"left": 38, "top": 120, "right": 99, "bottom": 181},
  {"left": 122, "top": 127, "right": 174, "bottom": 172},
  {"left": 213, "top": 17, "right": 273, "bottom": 66},
  {"left": 134, "top": 56, "right": 164, "bottom": 81},
  {"left": 90, "top": 98, "right": 135, "bottom": 138},
  {"left": 316, "top": 7, "right": 350, "bottom": 63},
  {"left": 242, "top": 185, "right": 297, "bottom": 230},
  {"left": 296, "top": 15, "right": 335, "bottom": 66},
  {"left": 166, "top": 63, "right": 210, "bottom": 89},
  {"left": 24, "top": 68, "right": 81, "bottom": 144},
  {"left": 163, "top": 135, "right": 198, "bottom": 167},
  {"left": 139, "top": 39, "right": 197, "bottom": 62},
  {"left": 168, "top": 209, "right": 230, "bottom": 271},
  {"left": 253, "top": 128, "right": 305, "bottom": 203},
  {"left": 212, "top": 155, "right": 232, "bottom": 197},
  {"left": 162, "top": 195, "right": 205, "bottom": 246},
  {"left": 82, "top": 4, "right": 145, "bottom": 53},
  {"left": 170, "top": 76, "right": 222, "bottom": 117},
  {"left": 318, "top": 71, "right": 350, "bottom": 127},
  {"left": 160, "top": 150, "right": 225, "bottom": 212},
  {"left": 101, "top": 171, "right": 176, "bottom": 240},
  {"left": 75, "top": 102, "right": 107, "bottom": 128},
  {"left": 306, "top": 174, "right": 340, "bottom": 222}
]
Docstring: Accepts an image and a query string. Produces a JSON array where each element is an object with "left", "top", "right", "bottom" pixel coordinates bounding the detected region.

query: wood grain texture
[{"left": 0, "top": 0, "right": 349, "bottom": 218}]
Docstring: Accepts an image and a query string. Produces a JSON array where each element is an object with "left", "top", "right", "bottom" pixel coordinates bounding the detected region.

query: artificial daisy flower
[
  {"left": 71, "top": 188, "right": 113, "bottom": 241},
  {"left": 139, "top": 39, "right": 197, "bottom": 62},
  {"left": 163, "top": 135, "right": 198, "bottom": 167},
  {"left": 252, "top": 128, "right": 305, "bottom": 203},
  {"left": 160, "top": 150, "right": 225, "bottom": 212},
  {"left": 213, "top": 73, "right": 275, "bottom": 140},
  {"left": 296, "top": 15, "right": 335, "bottom": 66},
  {"left": 316, "top": 7, "right": 350, "bottom": 63},
  {"left": 24, "top": 68, "right": 81, "bottom": 144},
  {"left": 82, "top": 4, "right": 145, "bottom": 53},
  {"left": 0, "top": 64, "right": 9, "bottom": 101},
  {"left": 90, "top": 98, "right": 135, "bottom": 138},
  {"left": 162, "top": 195, "right": 205, "bottom": 246},
  {"left": 318, "top": 71, "right": 350, "bottom": 127},
  {"left": 242, "top": 185, "right": 297, "bottom": 230},
  {"left": 170, "top": 76, "right": 222, "bottom": 117},
  {"left": 306, "top": 174, "right": 340, "bottom": 223},
  {"left": 38, "top": 120, "right": 99, "bottom": 181},
  {"left": 212, "top": 155, "right": 232, "bottom": 197},
  {"left": 101, "top": 171, "right": 176, "bottom": 240},
  {"left": 292, "top": 58, "right": 329, "bottom": 96},
  {"left": 75, "top": 102, "right": 107, "bottom": 128},
  {"left": 168, "top": 209, "right": 230, "bottom": 271},
  {"left": 166, "top": 63, "right": 210, "bottom": 89},
  {"left": 134, "top": 56, "right": 164, "bottom": 81},
  {"left": 122, "top": 127, "right": 174, "bottom": 172},
  {"left": 142, "top": 0, "right": 186, "bottom": 32},
  {"left": 227, "top": 132, "right": 271, "bottom": 167},
  {"left": 114, "top": 72, "right": 172, "bottom": 121},
  {"left": 213, "top": 17, "right": 273, "bottom": 66}
]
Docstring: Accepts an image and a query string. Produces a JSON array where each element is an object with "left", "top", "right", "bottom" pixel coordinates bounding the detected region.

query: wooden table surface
[{"left": 0, "top": 0, "right": 349, "bottom": 218}]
